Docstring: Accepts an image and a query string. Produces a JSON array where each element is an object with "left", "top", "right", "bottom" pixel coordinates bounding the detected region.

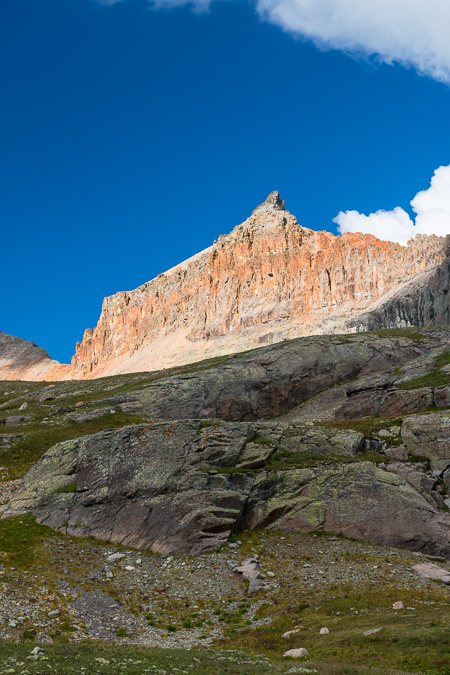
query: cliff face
[
  {"left": 0, "top": 332, "right": 69, "bottom": 382},
  {"left": 70, "top": 192, "right": 450, "bottom": 379}
]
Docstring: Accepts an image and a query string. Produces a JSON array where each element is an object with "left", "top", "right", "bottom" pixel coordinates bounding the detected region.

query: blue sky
[{"left": 2, "top": 0, "right": 450, "bottom": 363}]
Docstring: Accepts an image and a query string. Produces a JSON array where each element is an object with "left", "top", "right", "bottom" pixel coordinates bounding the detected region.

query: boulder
[
  {"left": 35, "top": 387, "right": 56, "bottom": 404},
  {"left": 283, "top": 648, "right": 309, "bottom": 659},
  {"left": 241, "top": 462, "right": 450, "bottom": 557},
  {"left": 412, "top": 562, "right": 450, "bottom": 584},
  {"left": 0, "top": 415, "right": 31, "bottom": 426},
  {"left": 401, "top": 414, "right": 450, "bottom": 471},
  {"left": 5, "top": 419, "right": 450, "bottom": 557}
]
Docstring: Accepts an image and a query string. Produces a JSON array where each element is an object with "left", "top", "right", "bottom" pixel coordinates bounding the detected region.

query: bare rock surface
[
  {"left": 106, "top": 333, "right": 424, "bottom": 422},
  {"left": 0, "top": 332, "right": 68, "bottom": 382},
  {"left": 6, "top": 418, "right": 450, "bottom": 557},
  {"left": 412, "top": 562, "right": 450, "bottom": 584},
  {"left": 69, "top": 196, "right": 450, "bottom": 379}
]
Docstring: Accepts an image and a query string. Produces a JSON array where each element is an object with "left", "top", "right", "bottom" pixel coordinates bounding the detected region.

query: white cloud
[
  {"left": 96, "top": 0, "right": 450, "bottom": 83},
  {"left": 255, "top": 0, "right": 450, "bottom": 83},
  {"left": 334, "top": 165, "right": 450, "bottom": 246}
]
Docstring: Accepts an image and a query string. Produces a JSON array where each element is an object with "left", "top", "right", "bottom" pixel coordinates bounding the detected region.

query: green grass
[
  {"left": 319, "top": 418, "right": 404, "bottom": 445},
  {"left": 1, "top": 411, "right": 151, "bottom": 478},
  {"left": 252, "top": 434, "right": 276, "bottom": 446},
  {"left": 265, "top": 448, "right": 353, "bottom": 470},
  {"left": 399, "top": 351, "right": 450, "bottom": 390},
  {"left": 0, "top": 513, "right": 55, "bottom": 568},
  {"left": 400, "top": 371, "right": 450, "bottom": 390},
  {"left": 0, "top": 644, "right": 285, "bottom": 675},
  {"left": 221, "top": 579, "right": 450, "bottom": 675},
  {"left": 371, "top": 328, "right": 427, "bottom": 343},
  {"left": 52, "top": 481, "right": 77, "bottom": 494}
]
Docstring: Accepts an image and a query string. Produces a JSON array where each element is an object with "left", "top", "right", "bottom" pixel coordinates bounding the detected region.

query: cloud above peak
[
  {"left": 95, "top": 0, "right": 450, "bottom": 83},
  {"left": 334, "top": 165, "right": 450, "bottom": 246},
  {"left": 256, "top": 0, "right": 450, "bottom": 83}
]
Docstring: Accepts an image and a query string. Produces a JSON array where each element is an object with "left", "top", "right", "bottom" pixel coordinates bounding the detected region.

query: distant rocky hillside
[
  {"left": 70, "top": 192, "right": 450, "bottom": 379},
  {"left": 0, "top": 332, "right": 69, "bottom": 382}
]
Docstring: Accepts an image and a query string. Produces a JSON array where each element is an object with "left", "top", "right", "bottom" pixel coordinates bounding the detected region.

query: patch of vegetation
[
  {"left": 221, "top": 575, "right": 450, "bottom": 675},
  {"left": 400, "top": 370, "right": 450, "bottom": 390},
  {"left": 0, "top": 513, "right": 55, "bottom": 568},
  {"left": 399, "top": 351, "right": 450, "bottom": 391},
  {"left": 199, "top": 420, "right": 221, "bottom": 429},
  {"left": 52, "top": 481, "right": 77, "bottom": 494},
  {"left": 265, "top": 448, "right": 356, "bottom": 471},
  {"left": 2, "top": 410, "right": 151, "bottom": 478},
  {"left": 252, "top": 435, "right": 275, "bottom": 446},
  {"left": 407, "top": 454, "right": 430, "bottom": 467},
  {"left": 319, "top": 418, "right": 404, "bottom": 445},
  {"left": 372, "top": 328, "right": 427, "bottom": 343}
]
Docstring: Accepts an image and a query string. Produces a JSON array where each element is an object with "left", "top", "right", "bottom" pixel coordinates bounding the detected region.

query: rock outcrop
[
  {"left": 69, "top": 193, "right": 450, "bottom": 379},
  {"left": 107, "top": 333, "right": 424, "bottom": 421},
  {"left": 0, "top": 332, "right": 69, "bottom": 382},
  {"left": 3, "top": 192, "right": 450, "bottom": 382},
  {"left": 6, "top": 419, "right": 450, "bottom": 557}
]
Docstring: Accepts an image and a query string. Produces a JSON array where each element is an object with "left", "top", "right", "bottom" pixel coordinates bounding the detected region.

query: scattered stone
[
  {"left": 283, "top": 629, "right": 301, "bottom": 638},
  {"left": 283, "top": 648, "right": 310, "bottom": 659},
  {"left": 319, "top": 627, "right": 329, "bottom": 634},
  {"left": 35, "top": 388, "right": 56, "bottom": 404},
  {"left": 363, "top": 627, "right": 383, "bottom": 636},
  {"left": 47, "top": 609, "right": 59, "bottom": 618},
  {"left": 75, "top": 402, "right": 84, "bottom": 408},
  {"left": 26, "top": 647, "right": 48, "bottom": 662},
  {"left": 393, "top": 601, "right": 404, "bottom": 609},
  {"left": 19, "top": 402, "right": 28, "bottom": 410},
  {"left": 34, "top": 632, "right": 53, "bottom": 644},
  {"left": 413, "top": 563, "right": 450, "bottom": 584},
  {"left": 248, "top": 578, "right": 264, "bottom": 594},
  {"left": 107, "top": 553, "right": 126, "bottom": 562}
]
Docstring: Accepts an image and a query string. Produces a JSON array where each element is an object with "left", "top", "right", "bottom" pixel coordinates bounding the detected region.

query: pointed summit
[{"left": 252, "top": 191, "right": 285, "bottom": 216}]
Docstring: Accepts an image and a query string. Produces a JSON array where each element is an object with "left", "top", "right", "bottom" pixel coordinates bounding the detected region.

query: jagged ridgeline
[
  {"left": 4, "top": 327, "right": 450, "bottom": 562},
  {"left": 1, "top": 191, "right": 450, "bottom": 381}
]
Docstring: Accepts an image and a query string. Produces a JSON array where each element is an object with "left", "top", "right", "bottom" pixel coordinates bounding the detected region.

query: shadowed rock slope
[
  {"left": 0, "top": 332, "right": 69, "bottom": 382},
  {"left": 5, "top": 327, "right": 450, "bottom": 559}
]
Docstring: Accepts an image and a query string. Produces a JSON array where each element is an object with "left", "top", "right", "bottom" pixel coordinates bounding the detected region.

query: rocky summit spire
[{"left": 251, "top": 191, "right": 285, "bottom": 216}]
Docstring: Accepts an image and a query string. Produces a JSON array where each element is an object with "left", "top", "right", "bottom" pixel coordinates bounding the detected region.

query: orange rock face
[{"left": 69, "top": 192, "right": 450, "bottom": 379}]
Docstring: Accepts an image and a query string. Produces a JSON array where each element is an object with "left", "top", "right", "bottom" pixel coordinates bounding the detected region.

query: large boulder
[
  {"left": 5, "top": 419, "right": 450, "bottom": 557},
  {"left": 242, "top": 462, "right": 450, "bottom": 557},
  {"left": 401, "top": 414, "right": 450, "bottom": 472}
]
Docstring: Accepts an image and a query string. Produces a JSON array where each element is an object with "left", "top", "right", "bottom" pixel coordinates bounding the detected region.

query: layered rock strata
[{"left": 70, "top": 192, "right": 450, "bottom": 379}]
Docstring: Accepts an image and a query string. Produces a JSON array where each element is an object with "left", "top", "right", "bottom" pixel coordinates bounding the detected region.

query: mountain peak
[{"left": 252, "top": 191, "right": 285, "bottom": 216}]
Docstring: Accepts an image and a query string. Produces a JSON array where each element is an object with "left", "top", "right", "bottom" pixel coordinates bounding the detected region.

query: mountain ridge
[{"left": 2, "top": 191, "right": 450, "bottom": 381}]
